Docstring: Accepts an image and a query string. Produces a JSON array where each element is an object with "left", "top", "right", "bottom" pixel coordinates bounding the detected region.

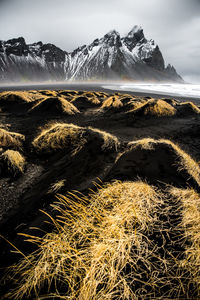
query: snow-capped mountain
[{"left": 0, "top": 26, "right": 183, "bottom": 82}]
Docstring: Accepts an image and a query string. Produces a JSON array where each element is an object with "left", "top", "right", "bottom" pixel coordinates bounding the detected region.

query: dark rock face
[
  {"left": 143, "top": 45, "right": 165, "bottom": 71},
  {"left": 4, "top": 37, "right": 29, "bottom": 56},
  {"left": 123, "top": 26, "right": 147, "bottom": 51},
  {"left": 0, "top": 26, "right": 183, "bottom": 82}
]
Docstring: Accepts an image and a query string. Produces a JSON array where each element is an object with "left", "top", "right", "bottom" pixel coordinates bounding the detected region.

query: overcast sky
[{"left": 0, "top": 0, "right": 200, "bottom": 83}]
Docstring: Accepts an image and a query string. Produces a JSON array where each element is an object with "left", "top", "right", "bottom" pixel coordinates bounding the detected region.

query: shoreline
[{"left": 0, "top": 83, "right": 200, "bottom": 103}]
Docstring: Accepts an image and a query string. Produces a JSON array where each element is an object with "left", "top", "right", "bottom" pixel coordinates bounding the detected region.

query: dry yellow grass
[
  {"left": 38, "top": 90, "right": 58, "bottom": 97},
  {"left": 82, "top": 92, "right": 101, "bottom": 105},
  {"left": 32, "top": 123, "right": 119, "bottom": 154},
  {"left": 169, "top": 187, "right": 200, "bottom": 296},
  {"left": 101, "top": 96, "right": 123, "bottom": 109},
  {"left": 0, "top": 128, "right": 25, "bottom": 149},
  {"left": 131, "top": 99, "right": 177, "bottom": 117},
  {"left": 4, "top": 179, "right": 200, "bottom": 299},
  {"left": 0, "top": 91, "right": 42, "bottom": 103},
  {"left": 29, "top": 97, "right": 80, "bottom": 115},
  {"left": 87, "top": 126, "right": 119, "bottom": 151},
  {"left": 48, "top": 179, "right": 66, "bottom": 194},
  {"left": 32, "top": 123, "right": 86, "bottom": 154},
  {"left": 1, "top": 150, "right": 25, "bottom": 175},
  {"left": 5, "top": 181, "right": 165, "bottom": 299}
]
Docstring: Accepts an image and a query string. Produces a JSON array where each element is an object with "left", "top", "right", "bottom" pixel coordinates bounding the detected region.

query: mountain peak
[
  {"left": 103, "top": 30, "right": 121, "bottom": 47},
  {"left": 126, "top": 25, "right": 145, "bottom": 41},
  {"left": 122, "top": 25, "right": 146, "bottom": 51},
  {"left": 5, "top": 37, "right": 26, "bottom": 46},
  {"left": 127, "top": 25, "right": 143, "bottom": 36},
  {"left": 105, "top": 29, "right": 120, "bottom": 36}
]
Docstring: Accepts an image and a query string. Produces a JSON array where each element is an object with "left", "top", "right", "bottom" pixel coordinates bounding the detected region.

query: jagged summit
[
  {"left": 126, "top": 25, "right": 144, "bottom": 39},
  {"left": 105, "top": 29, "right": 120, "bottom": 37},
  {"left": 0, "top": 26, "right": 183, "bottom": 82}
]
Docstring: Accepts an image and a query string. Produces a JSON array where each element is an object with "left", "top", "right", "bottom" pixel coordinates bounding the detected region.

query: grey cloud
[{"left": 0, "top": 0, "right": 200, "bottom": 82}]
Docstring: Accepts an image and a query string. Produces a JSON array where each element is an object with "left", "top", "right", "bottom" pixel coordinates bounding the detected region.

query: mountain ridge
[{"left": 0, "top": 26, "right": 183, "bottom": 83}]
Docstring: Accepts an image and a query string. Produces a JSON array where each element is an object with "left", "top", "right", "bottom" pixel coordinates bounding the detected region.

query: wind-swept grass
[
  {"left": 0, "top": 91, "right": 41, "bottom": 103},
  {"left": 101, "top": 96, "right": 123, "bottom": 109},
  {"left": 169, "top": 187, "right": 200, "bottom": 296},
  {"left": 130, "top": 99, "right": 177, "bottom": 117},
  {"left": 1, "top": 150, "right": 25, "bottom": 175},
  {"left": 48, "top": 179, "right": 66, "bottom": 194},
  {"left": 4, "top": 180, "right": 165, "bottom": 299},
  {"left": 29, "top": 97, "right": 80, "bottom": 115},
  {"left": 32, "top": 123, "right": 119, "bottom": 154},
  {"left": 3, "top": 179, "right": 200, "bottom": 299},
  {"left": 0, "top": 128, "right": 25, "bottom": 149}
]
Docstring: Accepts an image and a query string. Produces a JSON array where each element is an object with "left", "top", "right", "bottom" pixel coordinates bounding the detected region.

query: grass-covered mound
[
  {"left": 0, "top": 128, "right": 25, "bottom": 150},
  {"left": 101, "top": 95, "right": 123, "bottom": 109},
  {"left": 0, "top": 150, "right": 25, "bottom": 176},
  {"left": 177, "top": 102, "right": 200, "bottom": 116},
  {"left": 0, "top": 91, "right": 40, "bottom": 104},
  {"left": 129, "top": 99, "right": 177, "bottom": 117},
  {"left": 161, "top": 98, "right": 179, "bottom": 106},
  {"left": 37, "top": 90, "right": 58, "bottom": 97},
  {"left": 4, "top": 180, "right": 200, "bottom": 299},
  {"left": 70, "top": 94, "right": 101, "bottom": 110},
  {"left": 106, "top": 138, "right": 200, "bottom": 188},
  {"left": 0, "top": 91, "right": 43, "bottom": 113},
  {"left": 29, "top": 97, "right": 80, "bottom": 115},
  {"left": 32, "top": 122, "right": 119, "bottom": 155}
]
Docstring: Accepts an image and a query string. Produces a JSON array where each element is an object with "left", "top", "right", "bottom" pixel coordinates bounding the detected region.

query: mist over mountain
[{"left": 0, "top": 26, "right": 183, "bottom": 83}]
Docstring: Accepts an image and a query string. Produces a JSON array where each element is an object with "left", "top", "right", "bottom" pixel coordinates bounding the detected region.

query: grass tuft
[
  {"left": 32, "top": 123, "right": 86, "bottom": 154},
  {"left": 48, "top": 179, "right": 66, "bottom": 194},
  {"left": 130, "top": 99, "right": 177, "bottom": 117},
  {"left": 32, "top": 123, "right": 119, "bottom": 154},
  {"left": 1, "top": 150, "right": 25, "bottom": 175},
  {"left": 0, "top": 128, "right": 25, "bottom": 149},
  {"left": 169, "top": 187, "right": 200, "bottom": 295},
  {"left": 101, "top": 96, "right": 123, "bottom": 109},
  {"left": 29, "top": 97, "right": 80, "bottom": 115}
]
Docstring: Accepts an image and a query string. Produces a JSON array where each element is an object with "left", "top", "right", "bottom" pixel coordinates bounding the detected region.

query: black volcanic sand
[{"left": 0, "top": 88, "right": 200, "bottom": 298}]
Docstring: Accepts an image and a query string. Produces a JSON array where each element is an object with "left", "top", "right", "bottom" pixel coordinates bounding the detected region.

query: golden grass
[
  {"left": 82, "top": 92, "right": 101, "bottom": 105},
  {"left": 169, "top": 187, "right": 200, "bottom": 296},
  {"left": 87, "top": 126, "right": 119, "bottom": 151},
  {"left": 0, "top": 91, "right": 42, "bottom": 103},
  {"left": 38, "top": 90, "right": 58, "bottom": 97},
  {"left": 101, "top": 96, "right": 123, "bottom": 109},
  {"left": 29, "top": 97, "right": 80, "bottom": 115},
  {"left": 5, "top": 181, "right": 165, "bottom": 299},
  {"left": 48, "top": 179, "right": 66, "bottom": 194},
  {"left": 131, "top": 99, "right": 177, "bottom": 117},
  {"left": 32, "top": 123, "right": 119, "bottom": 154},
  {"left": 32, "top": 123, "right": 86, "bottom": 154},
  {"left": 4, "top": 178, "right": 200, "bottom": 299},
  {"left": 0, "top": 128, "right": 25, "bottom": 149},
  {"left": 1, "top": 150, "right": 25, "bottom": 175}
]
